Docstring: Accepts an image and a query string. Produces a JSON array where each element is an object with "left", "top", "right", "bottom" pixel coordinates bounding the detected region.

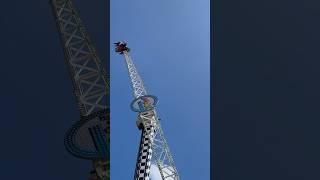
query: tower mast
[
  {"left": 115, "top": 42, "right": 179, "bottom": 180},
  {"left": 50, "top": 0, "right": 109, "bottom": 179}
]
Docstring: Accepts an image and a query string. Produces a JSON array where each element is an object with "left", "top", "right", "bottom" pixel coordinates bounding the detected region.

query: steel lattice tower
[
  {"left": 115, "top": 42, "right": 179, "bottom": 180},
  {"left": 51, "top": 0, "right": 109, "bottom": 179}
]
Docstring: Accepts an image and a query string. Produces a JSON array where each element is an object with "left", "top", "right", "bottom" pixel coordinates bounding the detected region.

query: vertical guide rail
[
  {"left": 121, "top": 50, "right": 179, "bottom": 180},
  {"left": 123, "top": 52, "right": 147, "bottom": 98},
  {"left": 50, "top": 0, "right": 109, "bottom": 179},
  {"left": 50, "top": 0, "right": 109, "bottom": 116}
]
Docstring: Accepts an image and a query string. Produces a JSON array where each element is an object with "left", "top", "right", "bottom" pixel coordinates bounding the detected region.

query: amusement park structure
[
  {"left": 51, "top": 0, "right": 109, "bottom": 179},
  {"left": 115, "top": 42, "right": 179, "bottom": 180}
]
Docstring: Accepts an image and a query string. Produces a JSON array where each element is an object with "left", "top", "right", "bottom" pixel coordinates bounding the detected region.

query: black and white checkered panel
[{"left": 134, "top": 125, "right": 155, "bottom": 180}]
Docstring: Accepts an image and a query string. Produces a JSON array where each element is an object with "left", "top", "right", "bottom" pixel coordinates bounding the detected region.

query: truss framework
[
  {"left": 51, "top": 0, "right": 109, "bottom": 179},
  {"left": 122, "top": 51, "right": 179, "bottom": 180},
  {"left": 51, "top": 0, "right": 109, "bottom": 116}
]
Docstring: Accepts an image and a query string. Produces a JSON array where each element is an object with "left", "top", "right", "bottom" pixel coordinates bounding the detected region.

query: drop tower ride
[{"left": 115, "top": 42, "right": 179, "bottom": 180}]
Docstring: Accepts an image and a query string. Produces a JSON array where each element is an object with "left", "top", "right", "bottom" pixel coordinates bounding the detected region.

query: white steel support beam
[
  {"left": 51, "top": 0, "right": 109, "bottom": 179},
  {"left": 121, "top": 49, "right": 179, "bottom": 180}
]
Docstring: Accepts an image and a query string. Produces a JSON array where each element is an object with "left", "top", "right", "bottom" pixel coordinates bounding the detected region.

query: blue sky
[{"left": 110, "top": 0, "right": 210, "bottom": 179}]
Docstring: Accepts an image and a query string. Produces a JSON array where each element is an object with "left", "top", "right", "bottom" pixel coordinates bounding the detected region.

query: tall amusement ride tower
[
  {"left": 51, "top": 0, "right": 109, "bottom": 179},
  {"left": 115, "top": 42, "right": 179, "bottom": 180}
]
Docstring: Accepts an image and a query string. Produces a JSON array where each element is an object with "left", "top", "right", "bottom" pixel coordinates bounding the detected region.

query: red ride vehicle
[{"left": 114, "top": 41, "right": 130, "bottom": 54}]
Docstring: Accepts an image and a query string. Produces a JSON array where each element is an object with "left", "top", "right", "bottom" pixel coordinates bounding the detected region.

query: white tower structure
[{"left": 115, "top": 42, "right": 179, "bottom": 180}]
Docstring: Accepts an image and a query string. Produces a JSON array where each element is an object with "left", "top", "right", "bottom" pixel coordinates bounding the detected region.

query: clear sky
[{"left": 111, "top": 0, "right": 210, "bottom": 179}]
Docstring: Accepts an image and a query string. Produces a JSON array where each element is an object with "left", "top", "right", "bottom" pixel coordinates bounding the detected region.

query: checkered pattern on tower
[
  {"left": 120, "top": 48, "right": 179, "bottom": 180},
  {"left": 134, "top": 126, "right": 155, "bottom": 180}
]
